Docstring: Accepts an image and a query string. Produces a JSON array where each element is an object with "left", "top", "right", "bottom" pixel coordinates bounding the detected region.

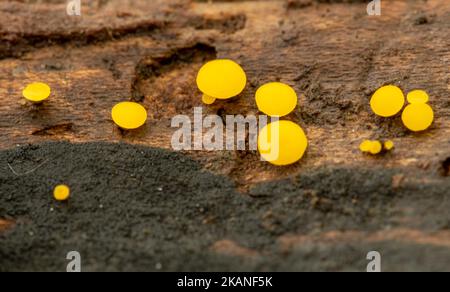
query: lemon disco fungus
[
  {"left": 196, "top": 59, "right": 247, "bottom": 104},
  {"left": 258, "top": 120, "right": 308, "bottom": 166},
  {"left": 359, "top": 140, "right": 373, "bottom": 153},
  {"left": 255, "top": 82, "right": 298, "bottom": 117},
  {"left": 360, "top": 140, "right": 384, "bottom": 155},
  {"left": 22, "top": 82, "right": 51, "bottom": 103},
  {"left": 369, "top": 141, "right": 383, "bottom": 155},
  {"left": 370, "top": 85, "right": 405, "bottom": 117},
  {"left": 407, "top": 90, "right": 429, "bottom": 104},
  {"left": 54, "top": 185, "right": 70, "bottom": 201},
  {"left": 361, "top": 140, "right": 395, "bottom": 155},
  {"left": 402, "top": 103, "right": 434, "bottom": 132},
  {"left": 384, "top": 140, "right": 395, "bottom": 151},
  {"left": 202, "top": 94, "right": 216, "bottom": 105},
  {"left": 111, "top": 102, "right": 148, "bottom": 130}
]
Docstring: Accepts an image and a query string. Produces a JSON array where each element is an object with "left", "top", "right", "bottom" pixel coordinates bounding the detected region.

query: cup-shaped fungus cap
[
  {"left": 402, "top": 103, "right": 434, "bottom": 132},
  {"left": 369, "top": 141, "right": 383, "bottom": 155},
  {"left": 202, "top": 94, "right": 217, "bottom": 105},
  {"left": 258, "top": 120, "right": 308, "bottom": 166},
  {"left": 196, "top": 59, "right": 247, "bottom": 101},
  {"left": 255, "top": 82, "right": 298, "bottom": 117},
  {"left": 23, "top": 82, "right": 51, "bottom": 103},
  {"left": 360, "top": 140, "right": 384, "bottom": 155},
  {"left": 359, "top": 140, "right": 373, "bottom": 152},
  {"left": 384, "top": 140, "right": 395, "bottom": 151},
  {"left": 370, "top": 85, "right": 405, "bottom": 117},
  {"left": 54, "top": 185, "right": 70, "bottom": 201},
  {"left": 407, "top": 90, "right": 429, "bottom": 104},
  {"left": 111, "top": 102, "right": 148, "bottom": 130}
]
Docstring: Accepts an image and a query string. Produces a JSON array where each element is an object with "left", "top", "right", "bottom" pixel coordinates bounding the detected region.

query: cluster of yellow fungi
[
  {"left": 197, "top": 60, "right": 308, "bottom": 166},
  {"left": 21, "top": 71, "right": 437, "bottom": 197},
  {"left": 370, "top": 85, "right": 434, "bottom": 131},
  {"left": 364, "top": 85, "right": 435, "bottom": 155},
  {"left": 359, "top": 140, "right": 394, "bottom": 155}
]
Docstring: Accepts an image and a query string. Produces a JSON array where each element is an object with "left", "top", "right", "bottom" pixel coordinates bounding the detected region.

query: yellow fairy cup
[
  {"left": 54, "top": 185, "right": 70, "bottom": 201},
  {"left": 359, "top": 140, "right": 373, "bottom": 153},
  {"left": 370, "top": 85, "right": 405, "bottom": 117},
  {"left": 202, "top": 94, "right": 217, "bottom": 105},
  {"left": 359, "top": 140, "right": 384, "bottom": 155},
  {"left": 369, "top": 141, "right": 383, "bottom": 155},
  {"left": 258, "top": 120, "right": 308, "bottom": 166},
  {"left": 402, "top": 103, "right": 434, "bottom": 132},
  {"left": 196, "top": 59, "right": 247, "bottom": 105},
  {"left": 407, "top": 90, "right": 429, "bottom": 104},
  {"left": 402, "top": 90, "right": 434, "bottom": 132},
  {"left": 111, "top": 102, "right": 148, "bottom": 130},
  {"left": 384, "top": 140, "right": 395, "bottom": 151},
  {"left": 255, "top": 82, "right": 298, "bottom": 117},
  {"left": 22, "top": 82, "right": 51, "bottom": 103}
]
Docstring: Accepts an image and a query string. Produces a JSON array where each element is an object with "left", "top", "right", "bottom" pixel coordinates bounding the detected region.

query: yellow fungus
[
  {"left": 407, "top": 90, "right": 429, "bottom": 104},
  {"left": 359, "top": 140, "right": 372, "bottom": 152},
  {"left": 22, "top": 82, "right": 51, "bottom": 103},
  {"left": 111, "top": 102, "right": 147, "bottom": 130},
  {"left": 202, "top": 94, "right": 216, "bottom": 105},
  {"left": 384, "top": 140, "right": 395, "bottom": 151},
  {"left": 258, "top": 120, "right": 308, "bottom": 166},
  {"left": 255, "top": 82, "right": 298, "bottom": 117},
  {"left": 54, "top": 185, "right": 70, "bottom": 201},
  {"left": 369, "top": 141, "right": 383, "bottom": 155},
  {"left": 370, "top": 85, "right": 405, "bottom": 117},
  {"left": 196, "top": 59, "right": 247, "bottom": 101},
  {"left": 401, "top": 103, "right": 434, "bottom": 132},
  {"left": 360, "top": 140, "right": 385, "bottom": 155}
]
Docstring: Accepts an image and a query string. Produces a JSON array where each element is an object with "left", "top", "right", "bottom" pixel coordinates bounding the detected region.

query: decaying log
[{"left": 0, "top": 0, "right": 449, "bottom": 271}]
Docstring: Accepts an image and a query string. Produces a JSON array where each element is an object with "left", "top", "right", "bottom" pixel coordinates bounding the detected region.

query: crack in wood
[{"left": 31, "top": 123, "right": 74, "bottom": 136}]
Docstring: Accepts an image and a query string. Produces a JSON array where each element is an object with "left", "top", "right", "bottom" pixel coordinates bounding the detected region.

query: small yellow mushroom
[
  {"left": 407, "top": 90, "right": 429, "bottom": 104},
  {"left": 384, "top": 140, "right": 395, "bottom": 151},
  {"left": 369, "top": 141, "right": 383, "bottom": 155},
  {"left": 111, "top": 102, "right": 148, "bottom": 130},
  {"left": 255, "top": 82, "right": 298, "bottom": 117},
  {"left": 360, "top": 140, "right": 383, "bottom": 155},
  {"left": 370, "top": 85, "right": 405, "bottom": 117},
  {"left": 361, "top": 140, "right": 394, "bottom": 155},
  {"left": 22, "top": 82, "right": 51, "bottom": 103},
  {"left": 202, "top": 94, "right": 216, "bottom": 105},
  {"left": 359, "top": 140, "right": 373, "bottom": 152},
  {"left": 196, "top": 59, "right": 247, "bottom": 104},
  {"left": 402, "top": 103, "right": 434, "bottom": 132},
  {"left": 54, "top": 185, "right": 70, "bottom": 201},
  {"left": 258, "top": 120, "right": 308, "bottom": 166}
]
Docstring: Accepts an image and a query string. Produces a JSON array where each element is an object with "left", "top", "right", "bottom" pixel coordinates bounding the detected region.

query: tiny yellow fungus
[
  {"left": 111, "top": 102, "right": 147, "bottom": 130},
  {"left": 407, "top": 90, "right": 429, "bottom": 104},
  {"left": 369, "top": 141, "right": 383, "bottom": 155},
  {"left": 196, "top": 59, "right": 247, "bottom": 101},
  {"left": 258, "top": 120, "right": 308, "bottom": 166},
  {"left": 202, "top": 94, "right": 216, "bottom": 105},
  {"left": 22, "top": 82, "right": 51, "bottom": 103},
  {"left": 54, "top": 185, "right": 70, "bottom": 201},
  {"left": 370, "top": 85, "right": 405, "bottom": 117},
  {"left": 401, "top": 103, "right": 434, "bottom": 132},
  {"left": 384, "top": 140, "right": 395, "bottom": 151},
  {"left": 255, "top": 82, "right": 298, "bottom": 117},
  {"left": 359, "top": 140, "right": 372, "bottom": 152}
]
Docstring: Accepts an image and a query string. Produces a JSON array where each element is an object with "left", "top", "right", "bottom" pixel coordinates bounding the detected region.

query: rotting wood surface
[
  {"left": 0, "top": 0, "right": 449, "bottom": 271},
  {"left": 1, "top": 0, "right": 448, "bottom": 187}
]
